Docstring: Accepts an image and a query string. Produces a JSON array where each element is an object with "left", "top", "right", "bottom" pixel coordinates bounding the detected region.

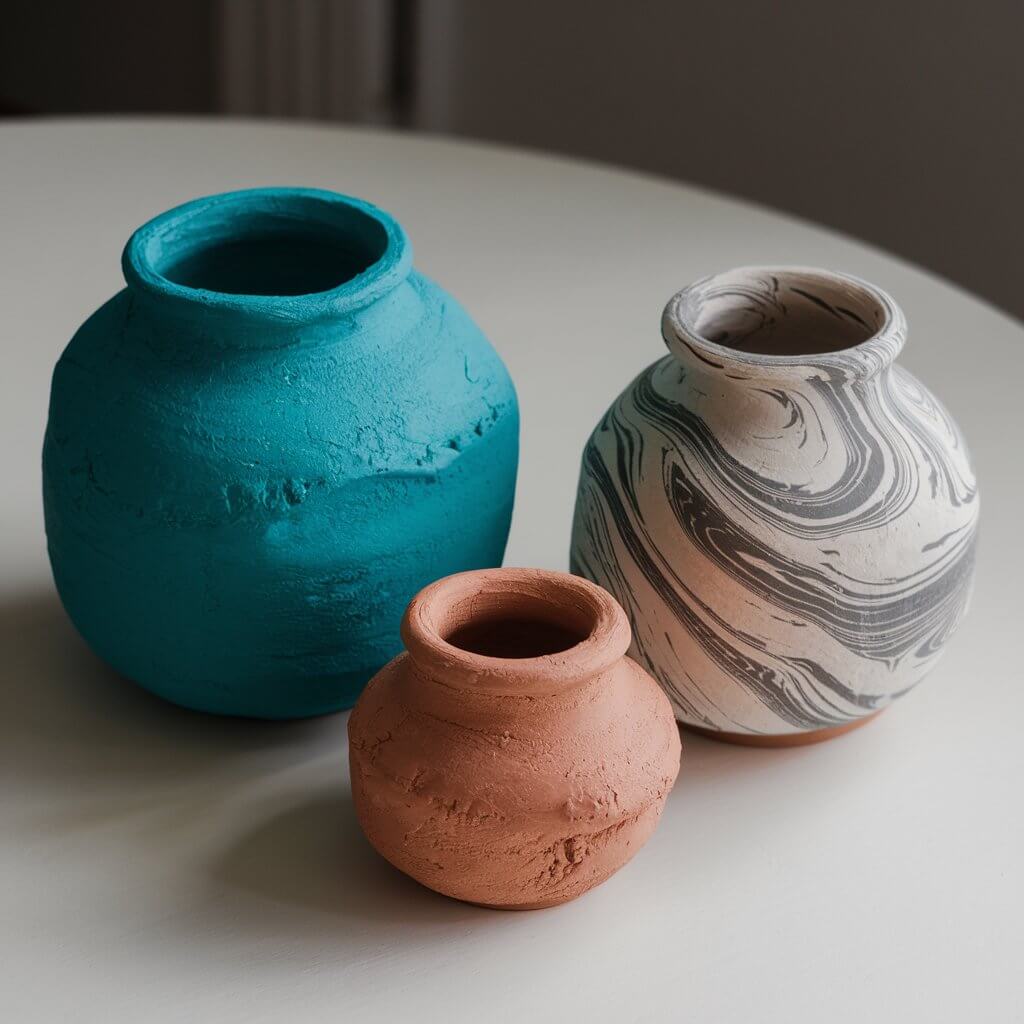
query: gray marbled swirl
[{"left": 570, "top": 267, "right": 978, "bottom": 736}]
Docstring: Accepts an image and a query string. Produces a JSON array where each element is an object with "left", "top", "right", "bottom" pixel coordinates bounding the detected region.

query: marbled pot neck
[
  {"left": 400, "top": 568, "right": 632, "bottom": 697},
  {"left": 662, "top": 266, "right": 906, "bottom": 382},
  {"left": 122, "top": 187, "right": 413, "bottom": 346}
]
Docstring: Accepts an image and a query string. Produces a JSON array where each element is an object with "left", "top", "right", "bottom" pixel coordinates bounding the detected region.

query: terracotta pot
[
  {"left": 571, "top": 267, "right": 979, "bottom": 745},
  {"left": 348, "top": 568, "right": 681, "bottom": 909}
]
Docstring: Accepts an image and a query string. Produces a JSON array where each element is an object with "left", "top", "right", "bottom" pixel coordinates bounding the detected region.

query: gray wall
[
  {"left": 0, "top": 2, "right": 214, "bottom": 114},
  {"left": 412, "top": 0, "right": 1024, "bottom": 321},
  {"left": 1, "top": 0, "right": 1020, "bottom": 321}
]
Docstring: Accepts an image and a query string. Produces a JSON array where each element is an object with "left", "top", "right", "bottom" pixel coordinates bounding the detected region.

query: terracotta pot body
[
  {"left": 571, "top": 267, "right": 979, "bottom": 744},
  {"left": 348, "top": 568, "right": 681, "bottom": 909}
]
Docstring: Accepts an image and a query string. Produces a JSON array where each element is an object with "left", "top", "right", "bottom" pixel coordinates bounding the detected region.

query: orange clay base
[{"left": 682, "top": 708, "right": 884, "bottom": 748}]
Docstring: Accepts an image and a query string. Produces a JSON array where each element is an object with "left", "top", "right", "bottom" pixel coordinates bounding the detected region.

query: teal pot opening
[
  {"left": 122, "top": 187, "right": 413, "bottom": 335},
  {"left": 44, "top": 187, "right": 519, "bottom": 719}
]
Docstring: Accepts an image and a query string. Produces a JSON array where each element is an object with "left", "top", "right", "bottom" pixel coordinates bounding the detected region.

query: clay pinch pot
[
  {"left": 571, "top": 266, "right": 978, "bottom": 745},
  {"left": 347, "top": 568, "right": 681, "bottom": 910},
  {"left": 42, "top": 187, "right": 518, "bottom": 718}
]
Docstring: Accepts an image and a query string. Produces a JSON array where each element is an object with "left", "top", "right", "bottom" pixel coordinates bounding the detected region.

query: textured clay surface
[
  {"left": 42, "top": 188, "right": 519, "bottom": 718},
  {"left": 348, "top": 568, "right": 681, "bottom": 909},
  {"left": 572, "top": 266, "right": 978, "bottom": 742}
]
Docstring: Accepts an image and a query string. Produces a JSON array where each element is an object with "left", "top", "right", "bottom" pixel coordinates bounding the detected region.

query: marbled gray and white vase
[{"left": 571, "top": 267, "right": 978, "bottom": 745}]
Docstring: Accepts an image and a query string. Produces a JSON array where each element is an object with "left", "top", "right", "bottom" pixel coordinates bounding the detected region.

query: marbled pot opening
[
  {"left": 665, "top": 266, "right": 903, "bottom": 366},
  {"left": 401, "top": 569, "right": 633, "bottom": 695}
]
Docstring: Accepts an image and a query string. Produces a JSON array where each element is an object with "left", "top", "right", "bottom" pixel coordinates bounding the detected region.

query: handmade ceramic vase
[
  {"left": 348, "top": 568, "right": 681, "bottom": 909},
  {"left": 571, "top": 267, "right": 978, "bottom": 745},
  {"left": 43, "top": 188, "right": 519, "bottom": 718}
]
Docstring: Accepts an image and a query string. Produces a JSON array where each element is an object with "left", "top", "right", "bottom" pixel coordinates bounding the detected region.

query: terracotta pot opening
[
  {"left": 666, "top": 266, "right": 900, "bottom": 362},
  {"left": 443, "top": 599, "right": 593, "bottom": 660},
  {"left": 401, "top": 569, "right": 633, "bottom": 695}
]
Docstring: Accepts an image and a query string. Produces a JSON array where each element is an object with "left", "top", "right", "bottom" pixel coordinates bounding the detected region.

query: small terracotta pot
[{"left": 348, "top": 568, "right": 681, "bottom": 910}]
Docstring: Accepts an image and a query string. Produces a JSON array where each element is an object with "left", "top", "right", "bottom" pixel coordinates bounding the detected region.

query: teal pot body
[{"left": 42, "top": 188, "right": 519, "bottom": 718}]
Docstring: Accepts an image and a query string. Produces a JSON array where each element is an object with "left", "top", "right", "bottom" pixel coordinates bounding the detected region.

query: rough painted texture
[
  {"left": 42, "top": 188, "right": 519, "bottom": 718},
  {"left": 571, "top": 267, "right": 978, "bottom": 741},
  {"left": 348, "top": 569, "right": 681, "bottom": 909}
]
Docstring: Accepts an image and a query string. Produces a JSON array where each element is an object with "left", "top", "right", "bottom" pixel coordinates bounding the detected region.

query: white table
[{"left": 2, "top": 120, "right": 1021, "bottom": 1023}]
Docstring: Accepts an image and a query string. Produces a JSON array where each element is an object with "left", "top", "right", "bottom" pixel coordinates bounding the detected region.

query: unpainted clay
[{"left": 348, "top": 568, "right": 681, "bottom": 909}]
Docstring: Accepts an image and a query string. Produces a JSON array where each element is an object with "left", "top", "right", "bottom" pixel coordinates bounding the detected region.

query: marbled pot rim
[
  {"left": 662, "top": 265, "right": 908, "bottom": 377},
  {"left": 400, "top": 568, "right": 633, "bottom": 697},
  {"left": 122, "top": 187, "right": 413, "bottom": 326}
]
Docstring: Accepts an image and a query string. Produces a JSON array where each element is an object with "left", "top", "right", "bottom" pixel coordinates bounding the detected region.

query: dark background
[{"left": 3, "top": 0, "right": 1021, "bottom": 320}]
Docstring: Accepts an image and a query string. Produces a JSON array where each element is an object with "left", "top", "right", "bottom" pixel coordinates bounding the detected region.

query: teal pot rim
[{"left": 122, "top": 187, "right": 413, "bottom": 326}]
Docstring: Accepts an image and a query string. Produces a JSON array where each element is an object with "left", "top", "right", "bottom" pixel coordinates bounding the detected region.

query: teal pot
[{"left": 43, "top": 188, "right": 519, "bottom": 718}]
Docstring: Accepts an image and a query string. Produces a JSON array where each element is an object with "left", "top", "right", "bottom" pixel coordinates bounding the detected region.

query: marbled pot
[
  {"left": 43, "top": 188, "right": 518, "bottom": 718},
  {"left": 571, "top": 267, "right": 978, "bottom": 745},
  {"left": 348, "top": 569, "right": 681, "bottom": 909}
]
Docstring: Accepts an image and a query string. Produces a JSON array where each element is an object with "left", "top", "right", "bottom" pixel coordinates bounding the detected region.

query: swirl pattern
[{"left": 570, "top": 268, "right": 978, "bottom": 737}]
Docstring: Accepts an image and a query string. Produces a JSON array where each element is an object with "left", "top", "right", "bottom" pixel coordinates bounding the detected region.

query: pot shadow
[
  {"left": 675, "top": 711, "right": 898, "bottom": 784},
  {"left": 675, "top": 723, "right": 844, "bottom": 783},
  {"left": 0, "top": 590, "right": 340, "bottom": 821},
  {"left": 1, "top": 587, "right": 896, "bottom": 935},
  {"left": 210, "top": 789, "right": 484, "bottom": 928},
  {"left": 643, "top": 710, "right": 903, "bottom": 892},
  {"left": 209, "top": 720, "right": 883, "bottom": 935},
  {"left": 1, "top": 588, "right": 484, "bottom": 930}
]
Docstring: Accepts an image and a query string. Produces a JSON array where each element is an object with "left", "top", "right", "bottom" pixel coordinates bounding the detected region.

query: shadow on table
[
  {"left": 673, "top": 722, "right": 863, "bottom": 784},
  {"left": 0, "top": 590, "right": 332, "bottom": 791},
  {"left": 0, "top": 587, "right": 885, "bottom": 934},
  {"left": 211, "top": 789, "right": 482, "bottom": 926},
  {"left": 643, "top": 700, "right": 895, "bottom": 897},
  {"left": 0, "top": 589, "right": 481, "bottom": 929}
]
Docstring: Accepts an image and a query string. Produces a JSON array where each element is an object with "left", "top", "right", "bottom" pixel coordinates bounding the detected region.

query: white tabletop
[{"left": 2, "top": 119, "right": 1021, "bottom": 1023}]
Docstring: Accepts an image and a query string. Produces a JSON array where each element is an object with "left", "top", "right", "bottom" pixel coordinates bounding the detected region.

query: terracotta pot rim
[
  {"left": 400, "top": 568, "right": 632, "bottom": 696},
  {"left": 661, "top": 264, "right": 907, "bottom": 375}
]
